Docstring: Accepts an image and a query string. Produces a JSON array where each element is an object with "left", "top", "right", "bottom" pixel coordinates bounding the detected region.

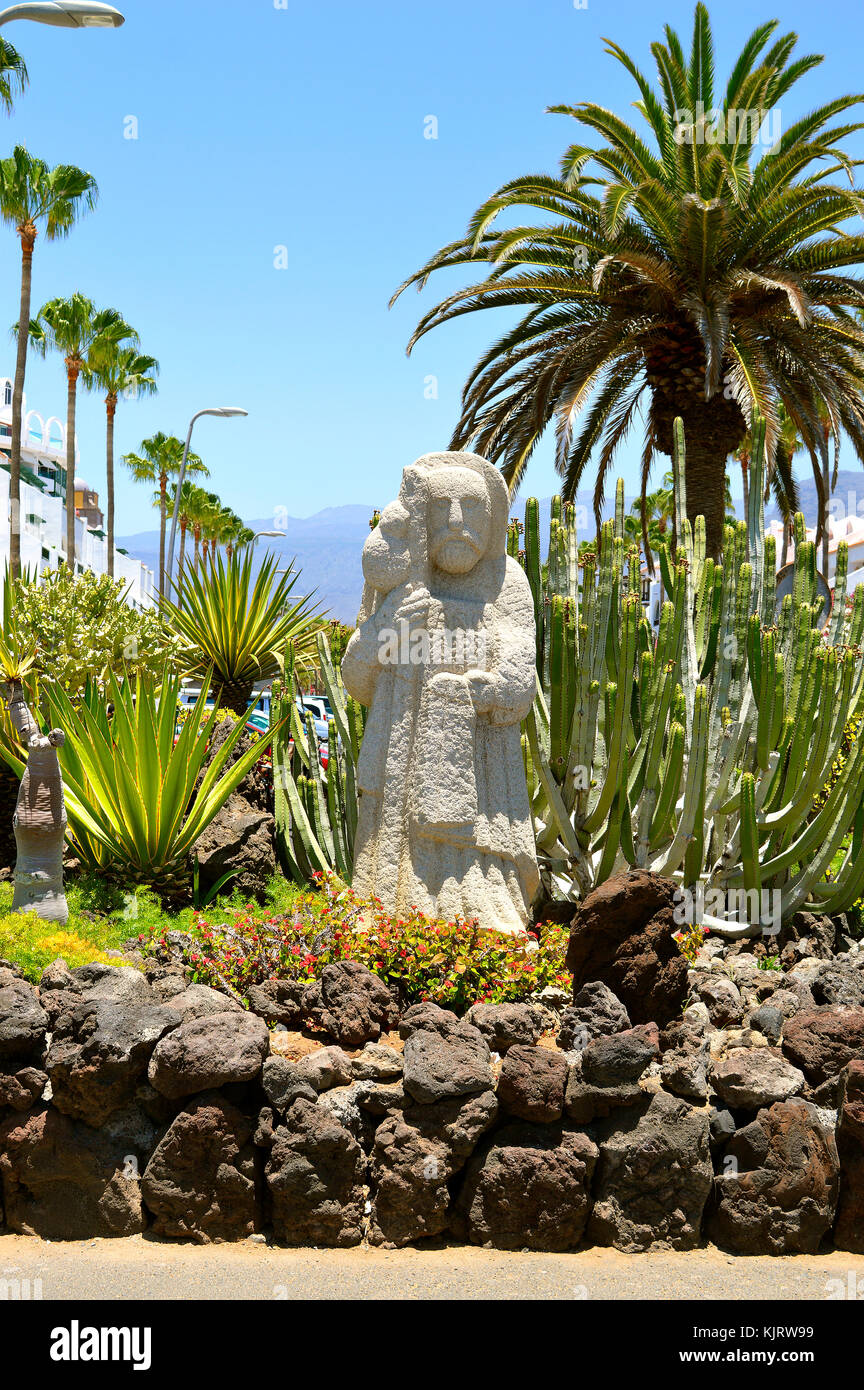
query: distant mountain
[
  {"left": 117, "top": 506, "right": 374, "bottom": 624},
  {"left": 117, "top": 470, "right": 864, "bottom": 622},
  {"left": 763, "top": 469, "right": 864, "bottom": 528}
]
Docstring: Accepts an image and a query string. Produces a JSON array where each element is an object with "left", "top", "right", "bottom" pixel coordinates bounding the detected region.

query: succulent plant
[
  {"left": 271, "top": 633, "right": 364, "bottom": 884},
  {"left": 520, "top": 416, "right": 864, "bottom": 924}
]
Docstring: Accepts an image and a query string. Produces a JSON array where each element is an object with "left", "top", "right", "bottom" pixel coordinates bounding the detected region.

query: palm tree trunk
[
  {"left": 9, "top": 226, "right": 36, "bottom": 581},
  {"left": 215, "top": 675, "right": 254, "bottom": 716},
  {"left": 105, "top": 393, "right": 117, "bottom": 578},
  {"left": 64, "top": 360, "right": 79, "bottom": 569},
  {"left": 678, "top": 434, "right": 730, "bottom": 560},
  {"left": 158, "top": 471, "right": 167, "bottom": 599},
  {"left": 193, "top": 525, "right": 200, "bottom": 572}
]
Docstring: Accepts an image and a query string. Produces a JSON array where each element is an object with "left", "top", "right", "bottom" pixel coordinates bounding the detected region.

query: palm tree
[
  {"left": 392, "top": 6, "right": 864, "bottom": 556},
  {"left": 123, "top": 433, "right": 207, "bottom": 597},
  {"left": 0, "top": 148, "right": 97, "bottom": 577},
  {"left": 166, "top": 478, "right": 203, "bottom": 606},
  {"left": 88, "top": 342, "right": 159, "bottom": 577},
  {"left": 211, "top": 507, "right": 245, "bottom": 563},
  {"left": 25, "top": 295, "right": 134, "bottom": 567},
  {"left": 0, "top": 38, "right": 27, "bottom": 112},
  {"left": 197, "top": 490, "right": 223, "bottom": 569},
  {"left": 186, "top": 484, "right": 213, "bottom": 573}
]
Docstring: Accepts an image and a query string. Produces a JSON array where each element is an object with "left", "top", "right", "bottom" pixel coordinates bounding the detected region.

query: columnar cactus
[
  {"left": 271, "top": 632, "right": 364, "bottom": 884},
  {"left": 522, "top": 416, "right": 864, "bottom": 923}
]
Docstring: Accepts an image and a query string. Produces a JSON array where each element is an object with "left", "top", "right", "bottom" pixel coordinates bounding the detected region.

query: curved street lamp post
[{"left": 165, "top": 407, "right": 248, "bottom": 589}]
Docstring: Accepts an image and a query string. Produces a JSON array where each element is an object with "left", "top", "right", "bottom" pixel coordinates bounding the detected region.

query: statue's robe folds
[{"left": 342, "top": 556, "right": 540, "bottom": 933}]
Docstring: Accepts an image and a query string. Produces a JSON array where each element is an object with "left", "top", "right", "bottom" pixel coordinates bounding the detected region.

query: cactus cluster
[
  {"left": 270, "top": 633, "right": 364, "bottom": 884},
  {"left": 518, "top": 416, "right": 864, "bottom": 924}
]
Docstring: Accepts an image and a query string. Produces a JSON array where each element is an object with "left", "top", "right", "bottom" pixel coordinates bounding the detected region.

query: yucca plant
[
  {"left": 162, "top": 549, "right": 324, "bottom": 714},
  {"left": 1, "top": 670, "right": 283, "bottom": 897}
]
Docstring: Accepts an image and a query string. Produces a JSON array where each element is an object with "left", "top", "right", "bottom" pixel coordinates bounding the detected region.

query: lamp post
[
  {"left": 0, "top": 2, "right": 124, "bottom": 26},
  {"left": 165, "top": 407, "right": 247, "bottom": 589}
]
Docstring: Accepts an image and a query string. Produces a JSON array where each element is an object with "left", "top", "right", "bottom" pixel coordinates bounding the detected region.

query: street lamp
[
  {"left": 0, "top": 2, "right": 124, "bottom": 26},
  {"left": 165, "top": 407, "right": 248, "bottom": 589},
  {"left": 251, "top": 529, "right": 285, "bottom": 543}
]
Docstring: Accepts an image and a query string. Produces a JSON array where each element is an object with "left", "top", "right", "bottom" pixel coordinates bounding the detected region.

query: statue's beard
[{"left": 431, "top": 534, "right": 484, "bottom": 574}]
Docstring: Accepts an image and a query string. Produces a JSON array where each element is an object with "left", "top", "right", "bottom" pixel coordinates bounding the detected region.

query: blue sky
[{"left": 3, "top": 0, "right": 863, "bottom": 533}]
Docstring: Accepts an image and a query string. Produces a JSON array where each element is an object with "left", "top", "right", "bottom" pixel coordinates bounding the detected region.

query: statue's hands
[
  {"left": 393, "top": 585, "right": 433, "bottom": 632},
  {"left": 428, "top": 671, "right": 469, "bottom": 703},
  {"left": 466, "top": 671, "right": 496, "bottom": 714},
  {"left": 47, "top": 729, "right": 65, "bottom": 748}
]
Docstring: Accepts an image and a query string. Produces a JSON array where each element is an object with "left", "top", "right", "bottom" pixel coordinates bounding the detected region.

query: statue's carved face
[{"left": 427, "top": 468, "right": 491, "bottom": 574}]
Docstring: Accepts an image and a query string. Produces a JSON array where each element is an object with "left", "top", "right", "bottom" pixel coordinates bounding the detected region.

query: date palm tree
[
  {"left": 0, "top": 37, "right": 27, "bottom": 113},
  {"left": 124, "top": 433, "right": 207, "bottom": 598},
  {"left": 88, "top": 342, "right": 159, "bottom": 576},
  {"left": 25, "top": 295, "right": 134, "bottom": 568},
  {"left": 392, "top": 5, "right": 864, "bottom": 556},
  {"left": 0, "top": 149, "right": 97, "bottom": 577}
]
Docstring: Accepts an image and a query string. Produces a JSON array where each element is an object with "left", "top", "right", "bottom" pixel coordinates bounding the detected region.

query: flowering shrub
[
  {"left": 139, "top": 874, "right": 571, "bottom": 1014},
  {"left": 673, "top": 921, "right": 708, "bottom": 966}
]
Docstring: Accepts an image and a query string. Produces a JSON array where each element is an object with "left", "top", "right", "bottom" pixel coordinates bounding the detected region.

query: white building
[
  {"left": 0, "top": 375, "right": 155, "bottom": 609},
  {"left": 766, "top": 513, "right": 864, "bottom": 584}
]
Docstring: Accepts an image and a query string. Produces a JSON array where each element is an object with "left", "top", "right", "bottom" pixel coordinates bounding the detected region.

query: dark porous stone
[
  {"left": 266, "top": 1096, "right": 365, "bottom": 1247},
  {"left": 402, "top": 1017, "right": 493, "bottom": 1105},
  {"left": 368, "top": 1090, "right": 498, "bottom": 1248},
  {"left": 141, "top": 1092, "right": 259, "bottom": 1243},
  {"left": 148, "top": 1011, "right": 269, "bottom": 1100},
  {"left": 557, "top": 981, "right": 631, "bottom": 1053},
  {"left": 0, "top": 976, "right": 49, "bottom": 1064},
  {"left": 782, "top": 1008, "right": 864, "bottom": 1086},
  {"left": 261, "top": 1055, "right": 318, "bottom": 1112},
  {"left": 587, "top": 1091, "right": 713, "bottom": 1252},
  {"left": 565, "top": 871, "right": 687, "bottom": 1027},
  {"left": 45, "top": 998, "right": 180, "bottom": 1127},
  {"left": 0, "top": 1105, "right": 146, "bottom": 1239},
  {"left": 834, "top": 1060, "right": 864, "bottom": 1254},
  {"left": 453, "top": 1123, "right": 598, "bottom": 1251},
  {"left": 708, "top": 1100, "right": 839, "bottom": 1255},
  {"left": 464, "top": 1002, "right": 543, "bottom": 1054},
  {"left": 302, "top": 960, "right": 398, "bottom": 1048},
  {"left": 497, "top": 1045, "right": 567, "bottom": 1123}
]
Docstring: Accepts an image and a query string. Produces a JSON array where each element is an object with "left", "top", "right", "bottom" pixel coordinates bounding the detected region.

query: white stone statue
[{"left": 342, "top": 450, "right": 539, "bottom": 934}]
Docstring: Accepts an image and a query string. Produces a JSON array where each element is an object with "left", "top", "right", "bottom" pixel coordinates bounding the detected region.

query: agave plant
[
  {"left": 162, "top": 549, "right": 324, "bottom": 714},
  {"left": 3, "top": 670, "right": 283, "bottom": 896}
]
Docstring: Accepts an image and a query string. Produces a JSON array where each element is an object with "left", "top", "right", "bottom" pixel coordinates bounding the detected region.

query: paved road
[{"left": 1, "top": 1235, "right": 860, "bottom": 1301}]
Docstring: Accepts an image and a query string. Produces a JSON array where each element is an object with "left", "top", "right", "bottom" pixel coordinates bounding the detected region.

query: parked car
[{"left": 296, "top": 695, "right": 330, "bottom": 743}]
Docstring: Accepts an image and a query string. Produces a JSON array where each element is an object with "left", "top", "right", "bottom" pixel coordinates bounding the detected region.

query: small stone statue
[
  {"left": 8, "top": 681, "right": 68, "bottom": 925},
  {"left": 342, "top": 450, "right": 539, "bottom": 933}
]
